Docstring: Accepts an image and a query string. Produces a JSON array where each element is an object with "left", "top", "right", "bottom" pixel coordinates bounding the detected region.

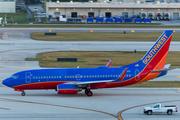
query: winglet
[
  {"left": 114, "top": 67, "right": 128, "bottom": 81},
  {"left": 106, "top": 59, "right": 113, "bottom": 68}
]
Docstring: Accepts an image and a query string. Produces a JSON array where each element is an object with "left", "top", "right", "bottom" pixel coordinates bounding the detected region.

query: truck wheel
[
  {"left": 167, "top": 110, "right": 172, "bottom": 115},
  {"left": 147, "top": 110, "right": 152, "bottom": 115}
]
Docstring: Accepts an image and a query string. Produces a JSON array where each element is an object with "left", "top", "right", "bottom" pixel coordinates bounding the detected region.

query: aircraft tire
[
  {"left": 21, "top": 92, "right": 25, "bottom": 96},
  {"left": 86, "top": 90, "right": 93, "bottom": 97},
  {"left": 85, "top": 89, "right": 88, "bottom": 94}
]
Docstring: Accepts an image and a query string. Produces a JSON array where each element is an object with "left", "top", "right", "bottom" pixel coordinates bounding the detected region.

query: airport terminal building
[{"left": 46, "top": 0, "right": 180, "bottom": 20}]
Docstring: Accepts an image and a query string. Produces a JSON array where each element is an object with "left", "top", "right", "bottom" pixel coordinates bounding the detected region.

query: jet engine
[{"left": 57, "top": 84, "right": 78, "bottom": 94}]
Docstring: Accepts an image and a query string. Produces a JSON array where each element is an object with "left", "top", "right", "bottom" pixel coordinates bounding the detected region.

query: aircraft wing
[
  {"left": 74, "top": 80, "right": 113, "bottom": 85},
  {"left": 66, "top": 67, "right": 128, "bottom": 86}
]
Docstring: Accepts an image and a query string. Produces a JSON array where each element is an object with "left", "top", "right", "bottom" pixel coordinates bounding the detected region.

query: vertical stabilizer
[{"left": 141, "top": 30, "right": 173, "bottom": 69}]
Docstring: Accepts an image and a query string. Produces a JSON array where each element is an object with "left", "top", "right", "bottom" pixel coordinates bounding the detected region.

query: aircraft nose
[{"left": 2, "top": 78, "right": 10, "bottom": 87}]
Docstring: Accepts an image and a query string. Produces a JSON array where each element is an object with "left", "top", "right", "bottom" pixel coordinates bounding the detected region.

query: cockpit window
[{"left": 10, "top": 75, "right": 19, "bottom": 79}]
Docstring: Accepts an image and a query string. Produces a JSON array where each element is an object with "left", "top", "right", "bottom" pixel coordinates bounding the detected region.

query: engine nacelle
[{"left": 57, "top": 84, "right": 78, "bottom": 94}]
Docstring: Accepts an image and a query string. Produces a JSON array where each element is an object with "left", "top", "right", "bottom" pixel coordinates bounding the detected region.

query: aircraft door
[
  {"left": 135, "top": 69, "right": 140, "bottom": 81},
  {"left": 25, "top": 72, "right": 31, "bottom": 83}
]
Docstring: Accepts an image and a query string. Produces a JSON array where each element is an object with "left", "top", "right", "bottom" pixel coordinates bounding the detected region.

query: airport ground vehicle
[
  {"left": 2, "top": 30, "right": 174, "bottom": 97},
  {"left": 144, "top": 103, "right": 178, "bottom": 115},
  {"left": 141, "top": 12, "right": 147, "bottom": 19},
  {"left": 148, "top": 12, "right": 154, "bottom": 19},
  {"left": 163, "top": 12, "right": 170, "bottom": 20},
  {"left": 156, "top": 12, "right": 163, "bottom": 20}
]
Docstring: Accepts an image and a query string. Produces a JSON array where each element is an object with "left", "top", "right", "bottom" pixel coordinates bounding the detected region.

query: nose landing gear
[{"left": 21, "top": 91, "right": 26, "bottom": 96}]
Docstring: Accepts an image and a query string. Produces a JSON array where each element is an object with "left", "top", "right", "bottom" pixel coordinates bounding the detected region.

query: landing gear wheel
[
  {"left": 86, "top": 90, "right": 93, "bottom": 97},
  {"left": 21, "top": 92, "right": 25, "bottom": 96},
  {"left": 85, "top": 89, "right": 88, "bottom": 94}
]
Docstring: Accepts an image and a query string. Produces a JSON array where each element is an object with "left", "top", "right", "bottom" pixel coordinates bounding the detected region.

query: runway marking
[
  {"left": 90, "top": 30, "right": 94, "bottom": 32},
  {"left": 173, "top": 30, "right": 176, "bottom": 33},
  {"left": 178, "top": 76, "right": 180, "bottom": 78},
  {"left": 0, "top": 80, "right": 2, "bottom": 82},
  {"left": 117, "top": 99, "right": 180, "bottom": 120},
  {"left": 131, "top": 30, "right": 135, "bottom": 32},
  {"left": 0, "top": 97, "right": 119, "bottom": 119}
]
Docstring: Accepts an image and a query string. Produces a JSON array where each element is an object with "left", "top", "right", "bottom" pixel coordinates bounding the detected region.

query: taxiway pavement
[{"left": 0, "top": 87, "right": 180, "bottom": 120}]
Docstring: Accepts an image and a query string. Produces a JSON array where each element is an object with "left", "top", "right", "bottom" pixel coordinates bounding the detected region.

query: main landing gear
[
  {"left": 21, "top": 91, "right": 26, "bottom": 96},
  {"left": 85, "top": 89, "right": 93, "bottom": 97}
]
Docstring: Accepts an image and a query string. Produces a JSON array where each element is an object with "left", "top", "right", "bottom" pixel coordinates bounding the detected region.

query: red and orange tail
[
  {"left": 141, "top": 30, "right": 173, "bottom": 70},
  {"left": 139, "top": 30, "right": 173, "bottom": 81}
]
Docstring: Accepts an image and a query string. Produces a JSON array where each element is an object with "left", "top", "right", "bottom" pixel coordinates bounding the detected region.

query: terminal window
[{"left": 54, "top": 12, "right": 60, "bottom": 16}]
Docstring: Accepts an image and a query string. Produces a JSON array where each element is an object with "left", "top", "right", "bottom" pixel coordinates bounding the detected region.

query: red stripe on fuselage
[{"left": 13, "top": 81, "right": 75, "bottom": 90}]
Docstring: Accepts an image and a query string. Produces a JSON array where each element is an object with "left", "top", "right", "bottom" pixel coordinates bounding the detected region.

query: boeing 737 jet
[{"left": 2, "top": 30, "right": 173, "bottom": 96}]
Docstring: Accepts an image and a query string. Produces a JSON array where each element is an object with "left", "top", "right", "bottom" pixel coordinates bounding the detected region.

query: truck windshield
[{"left": 152, "top": 104, "right": 159, "bottom": 108}]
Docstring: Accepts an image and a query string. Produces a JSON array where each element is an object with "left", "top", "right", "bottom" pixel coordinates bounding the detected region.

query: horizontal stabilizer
[{"left": 151, "top": 68, "right": 175, "bottom": 73}]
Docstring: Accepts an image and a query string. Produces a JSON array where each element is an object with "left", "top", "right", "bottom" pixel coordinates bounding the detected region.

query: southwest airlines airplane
[{"left": 2, "top": 30, "right": 173, "bottom": 97}]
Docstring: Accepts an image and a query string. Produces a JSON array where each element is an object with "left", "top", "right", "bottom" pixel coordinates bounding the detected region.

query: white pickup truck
[{"left": 144, "top": 103, "right": 178, "bottom": 115}]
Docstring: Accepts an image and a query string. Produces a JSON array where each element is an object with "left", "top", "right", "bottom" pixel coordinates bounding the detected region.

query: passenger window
[
  {"left": 44, "top": 76, "right": 46, "bottom": 79},
  {"left": 92, "top": 75, "right": 94, "bottom": 78},
  {"left": 95, "top": 75, "right": 96, "bottom": 77},
  {"left": 89, "top": 75, "right": 91, "bottom": 78},
  {"left": 57, "top": 76, "right": 58, "bottom": 78},
  {"left": 36, "top": 76, "right": 37, "bottom": 79},
  {"left": 84, "top": 75, "right": 86, "bottom": 78},
  {"left": 97, "top": 75, "right": 99, "bottom": 77},
  {"left": 105, "top": 75, "right": 107, "bottom": 77},
  {"left": 81, "top": 75, "right": 83, "bottom": 78},
  {"left": 113, "top": 75, "right": 115, "bottom": 77},
  {"left": 52, "top": 76, "right": 53, "bottom": 78},
  {"left": 49, "top": 76, "right": 51, "bottom": 78},
  {"left": 87, "top": 75, "right": 88, "bottom": 78},
  {"left": 46, "top": 76, "right": 48, "bottom": 78},
  {"left": 100, "top": 75, "right": 102, "bottom": 77},
  {"left": 60, "top": 76, "right": 61, "bottom": 78},
  {"left": 65, "top": 76, "right": 66, "bottom": 78},
  {"left": 111, "top": 75, "right": 112, "bottom": 77}
]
